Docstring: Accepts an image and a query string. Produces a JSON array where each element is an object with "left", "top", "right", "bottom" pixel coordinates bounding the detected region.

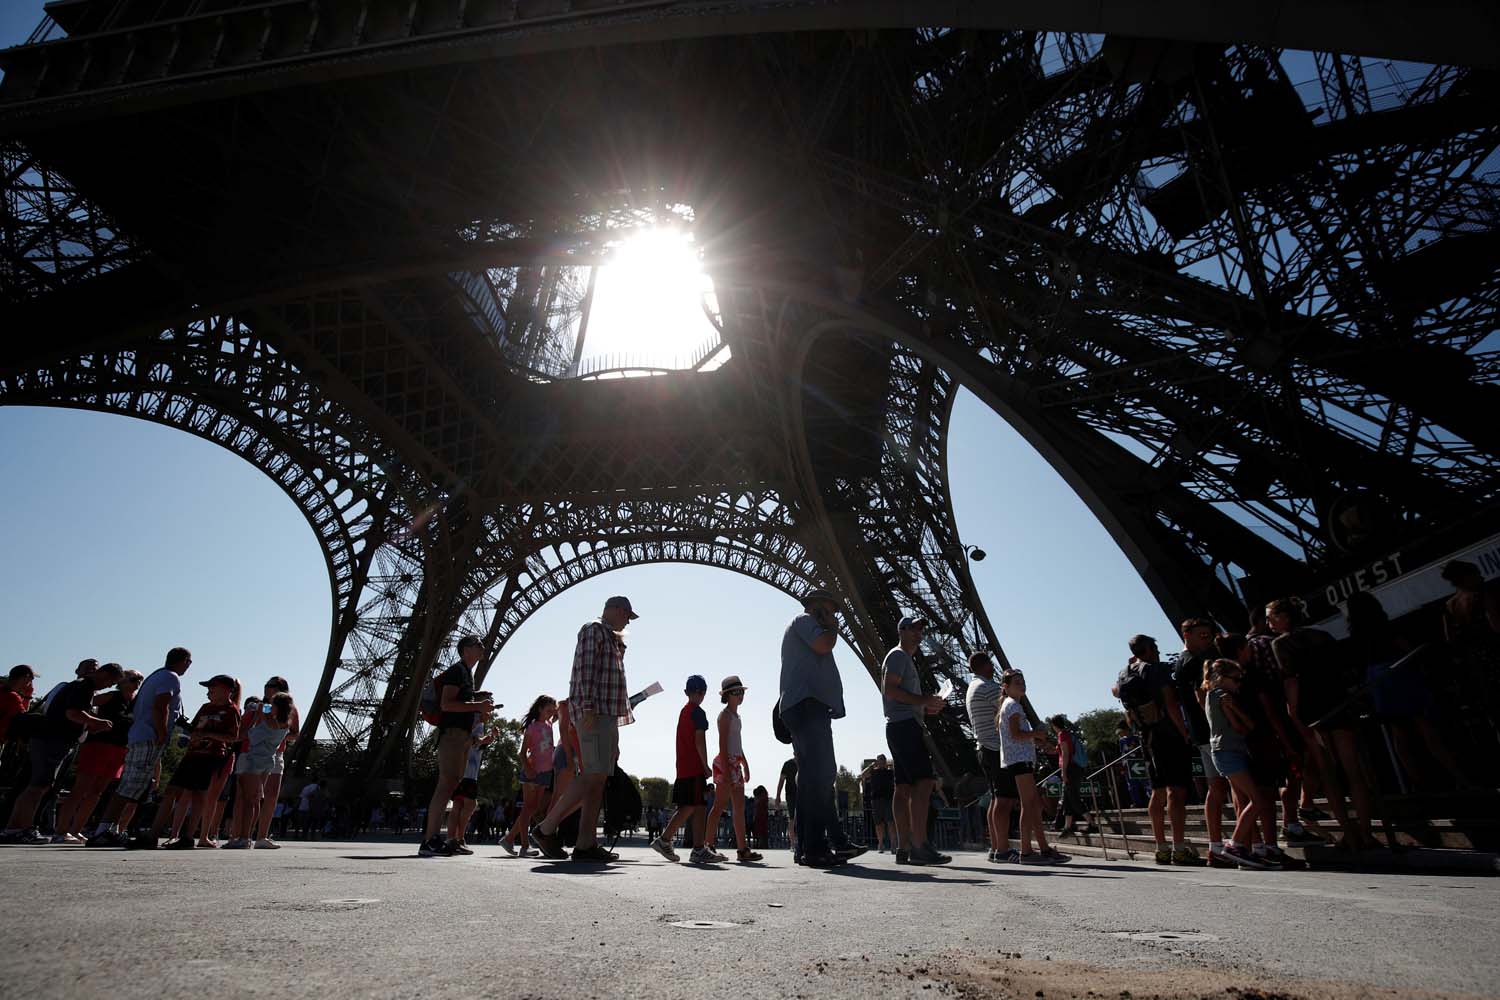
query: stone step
[{"left": 1051, "top": 830, "right": 1500, "bottom": 874}]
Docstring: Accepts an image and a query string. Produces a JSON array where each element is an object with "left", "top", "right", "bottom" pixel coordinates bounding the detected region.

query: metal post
[{"left": 1107, "top": 759, "right": 1135, "bottom": 859}]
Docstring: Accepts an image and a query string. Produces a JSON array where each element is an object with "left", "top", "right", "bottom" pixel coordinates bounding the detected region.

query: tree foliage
[
  {"left": 1076, "top": 707, "right": 1126, "bottom": 763},
  {"left": 639, "top": 777, "right": 671, "bottom": 809}
]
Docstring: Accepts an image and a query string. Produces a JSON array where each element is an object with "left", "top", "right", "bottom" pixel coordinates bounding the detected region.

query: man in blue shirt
[{"left": 778, "top": 589, "right": 862, "bottom": 868}]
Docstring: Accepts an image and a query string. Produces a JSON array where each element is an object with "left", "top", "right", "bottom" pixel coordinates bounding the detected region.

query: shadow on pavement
[
  {"left": 825, "top": 866, "right": 986, "bottom": 885},
  {"left": 525, "top": 862, "right": 623, "bottom": 876}
]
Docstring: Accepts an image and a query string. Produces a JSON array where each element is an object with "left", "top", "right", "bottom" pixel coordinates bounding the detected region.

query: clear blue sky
[{"left": 0, "top": 5, "right": 1175, "bottom": 785}]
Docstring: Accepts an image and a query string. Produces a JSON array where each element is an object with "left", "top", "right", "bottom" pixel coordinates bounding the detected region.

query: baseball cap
[
  {"left": 801, "top": 588, "right": 837, "bottom": 608},
  {"left": 605, "top": 595, "right": 640, "bottom": 620},
  {"left": 199, "top": 674, "right": 236, "bottom": 690},
  {"left": 685, "top": 674, "right": 708, "bottom": 693},
  {"left": 898, "top": 616, "right": 928, "bottom": 632}
]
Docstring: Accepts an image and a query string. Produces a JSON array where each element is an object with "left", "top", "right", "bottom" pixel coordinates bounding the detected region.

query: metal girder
[{"left": 3, "top": 24, "right": 1497, "bottom": 783}]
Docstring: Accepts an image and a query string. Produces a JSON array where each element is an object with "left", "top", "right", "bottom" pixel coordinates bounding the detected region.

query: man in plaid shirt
[{"left": 533, "top": 595, "right": 637, "bottom": 862}]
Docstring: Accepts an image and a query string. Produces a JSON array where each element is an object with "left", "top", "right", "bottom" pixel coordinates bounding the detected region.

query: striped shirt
[
  {"left": 965, "top": 676, "right": 1002, "bottom": 751},
  {"left": 569, "top": 619, "right": 633, "bottom": 725}
]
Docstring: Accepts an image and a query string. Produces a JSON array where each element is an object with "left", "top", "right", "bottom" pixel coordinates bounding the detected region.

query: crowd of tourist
[
  {"left": 0, "top": 648, "right": 301, "bottom": 848},
  {"left": 2, "top": 559, "right": 1494, "bottom": 867}
]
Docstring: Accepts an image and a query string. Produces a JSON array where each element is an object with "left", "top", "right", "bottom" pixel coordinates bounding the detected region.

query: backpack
[
  {"left": 771, "top": 697, "right": 792, "bottom": 745},
  {"left": 419, "top": 666, "right": 446, "bottom": 727},
  {"left": 1070, "top": 729, "right": 1089, "bottom": 769},
  {"left": 1116, "top": 661, "right": 1164, "bottom": 727},
  {"left": 603, "top": 765, "right": 643, "bottom": 845}
]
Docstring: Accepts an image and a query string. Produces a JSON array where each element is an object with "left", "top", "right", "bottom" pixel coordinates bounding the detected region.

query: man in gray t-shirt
[{"left": 881, "top": 616, "right": 949, "bottom": 866}]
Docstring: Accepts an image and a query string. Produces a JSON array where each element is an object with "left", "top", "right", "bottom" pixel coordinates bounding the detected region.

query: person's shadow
[{"left": 825, "top": 866, "right": 986, "bottom": 885}]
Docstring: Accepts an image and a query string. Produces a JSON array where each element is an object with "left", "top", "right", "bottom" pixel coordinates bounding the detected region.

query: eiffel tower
[{"left": 2, "top": 2, "right": 1497, "bottom": 777}]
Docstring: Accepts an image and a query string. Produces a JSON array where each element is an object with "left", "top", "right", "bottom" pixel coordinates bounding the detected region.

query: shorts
[
  {"left": 672, "top": 775, "right": 707, "bottom": 808},
  {"left": 77, "top": 742, "right": 128, "bottom": 780},
  {"left": 979, "top": 746, "right": 1019, "bottom": 799},
  {"left": 1002, "top": 760, "right": 1035, "bottom": 777},
  {"left": 1210, "top": 748, "right": 1251, "bottom": 778},
  {"left": 117, "top": 741, "right": 166, "bottom": 801},
  {"left": 169, "top": 753, "right": 224, "bottom": 792},
  {"left": 1197, "top": 745, "right": 1223, "bottom": 781},
  {"left": 28, "top": 736, "right": 75, "bottom": 787},
  {"left": 1143, "top": 725, "right": 1193, "bottom": 790},
  {"left": 868, "top": 796, "right": 894, "bottom": 822},
  {"left": 522, "top": 770, "right": 554, "bottom": 790},
  {"left": 552, "top": 746, "right": 568, "bottom": 773},
  {"left": 436, "top": 726, "right": 470, "bottom": 783},
  {"left": 886, "top": 718, "right": 934, "bottom": 785},
  {"left": 453, "top": 778, "right": 479, "bottom": 801},
  {"left": 785, "top": 791, "right": 797, "bottom": 819},
  {"left": 577, "top": 716, "right": 619, "bottom": 777},
  {"left": 238, "top": 747, "right": 276, "bottom": 775},
  {"left": 712, "top": 755, "right": 745, "bottom": 788}
]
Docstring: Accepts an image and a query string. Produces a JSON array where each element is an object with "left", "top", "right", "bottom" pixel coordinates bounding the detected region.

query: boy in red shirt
[
  {"left": 651, "top": 675, "right": 718, "bottom": 863},
  {"left": 163, "top": 675, "right": 242, "bottom": 849},
  {"left": 0, "top": 665, "right": 36, "bottom": 742}
]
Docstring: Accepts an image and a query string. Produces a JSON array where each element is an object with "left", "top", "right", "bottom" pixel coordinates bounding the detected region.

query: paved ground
[{"left": 3, "top": 838, "right": 1497, "bottom": 999}]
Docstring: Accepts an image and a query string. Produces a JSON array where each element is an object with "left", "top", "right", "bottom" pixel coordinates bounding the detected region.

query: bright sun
[{"left": 578, "top": 228, "right": 722, "bottom": 374}]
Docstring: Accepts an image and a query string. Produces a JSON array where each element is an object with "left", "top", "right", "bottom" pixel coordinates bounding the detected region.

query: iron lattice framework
[{"left": 2, "top": 2, "right": 1497, "bottom": 775}]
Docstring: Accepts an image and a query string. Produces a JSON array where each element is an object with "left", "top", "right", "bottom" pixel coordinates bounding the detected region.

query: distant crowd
[{"left": 2, "top": 558, "right": 1494, "bottom": 867}]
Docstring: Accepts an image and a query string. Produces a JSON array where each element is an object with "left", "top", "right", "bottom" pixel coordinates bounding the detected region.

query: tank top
[
  {"left": 249, "top": 717, "right": 285, "bottom": 755},
  {"left": 722, "top": 711, "right": 743, "bottom": 760},
  {"left": 527, "top": 719, "right": 555, "bottom": 773}
]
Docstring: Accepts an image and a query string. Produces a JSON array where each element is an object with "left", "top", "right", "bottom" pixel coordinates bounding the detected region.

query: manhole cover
[
  {"left": 318, "top": 897, "right": 381, "bottom": 905},
  {"left": 1117, "top": 931, "right": 1219, "bottom": 943},
  {"left": 669, "top": 920, "right": 740, "bottom": 930}
]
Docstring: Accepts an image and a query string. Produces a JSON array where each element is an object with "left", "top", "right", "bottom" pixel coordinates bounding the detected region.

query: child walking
[
  {"left": 651, "top": 675, "right": 715, "bottom": 863},
  {"left": 1205, "top": 659, "right": 1273, "bottom": 869},
  {"left": 704, "top": 676, "right": 762, "bottom": 862},
  {"left": 501, "top": 695, "right": 556, "bottom": 857}
]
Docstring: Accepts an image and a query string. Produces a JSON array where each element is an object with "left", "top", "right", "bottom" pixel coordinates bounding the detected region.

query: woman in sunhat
[{"left": 704, "top": 675, "right": 762, "bottom": 863}]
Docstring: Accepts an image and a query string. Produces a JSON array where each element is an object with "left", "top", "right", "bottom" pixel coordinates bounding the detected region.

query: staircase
[{"left": 1053, "top": 792, "right": 1500, "bottom": 873}]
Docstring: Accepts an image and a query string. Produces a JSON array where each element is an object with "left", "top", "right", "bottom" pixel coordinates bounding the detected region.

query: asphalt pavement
[{"left": 1, "top": 838, "right": 1496, "bottom": 999}]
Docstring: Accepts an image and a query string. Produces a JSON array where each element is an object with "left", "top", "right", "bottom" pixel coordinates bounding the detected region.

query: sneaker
[
  {"left": 1298, "top": 806, "right": 1333, "bottom": 824},
  {"left": 532, "top": 828, "right": 567, "bottom": 860},
  {"left": 688, "top": 847, "right": 718, "bottom": 864},
  {"left": 49, "top": 833, "right": 73, "bottom": 844},
  {"left": 906, "top": 845, "right": 952, "bottom": 866},
  {"left": 167, "top": 837, "right": 196, "bottom": 850},
  {"left": 517, "top": 846, "right": 536, "bottom": 858},
  {"left": 446, "top": 840, "right": 474, "bottom": 856},
  {"left": 737, "top": 848, "right": 764, "bottom": 862},
  {"left": 1019, "top": 852, "right": 1050, "bottom": 865},
  {"left": 987, "top": 849, "right": 998, "bottom": 862},
  {"left": 1224, "top": 843, "right": 1268, "bottom": 870},
  {"left": 1283, "top": 826, "right": 1326, "bottom": 846},
  {"left": 707, "top": 847, "right": 729, "bottom": 863},
  {"left": 417, "top": 835, "right": 446, "bottom": 857},
  {"left": 13, "top": 829, "right": 48, "bottom": 845},
  {"left": 222, "top": 838, "right": 251, "bottom": 849},
  {"left": 835, "top": 844, "right": 868, "bottom": 861},
  {"left": 1208, "top": 846, "right": 1238, "bottom": 868},
  {"left": 1041, "top": 847, "right": 1071, "bottom": 864},
  {"left": 650, "top": 836, "right": 680, "bottom": 862},
  {"left": 1154, "top": 846, "right": 1173, "bottom": 865},
  {"left": 1265, "top": 846, "right": 1304, "bottom": 870},
  {"left": 1171, "top": 845, "right": 1206, "bottom": 867},
  {"left": 253, "top": 839, "right": 279, "bottom": 850},
  {"left": 1250, "top": 847, "right": 1283, "bottom": 870},
  {"left": 993, "top": 849, "right": 1021, "bottom": 864},
  {"left": 570, "top": 845, "right": 615, "bottom": 863},
  {"left": 499, "top": 839, "right": 518, "bottom": 857},
  {"left": 86, "top": 830, "right": 130, "bottom": 848}
]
